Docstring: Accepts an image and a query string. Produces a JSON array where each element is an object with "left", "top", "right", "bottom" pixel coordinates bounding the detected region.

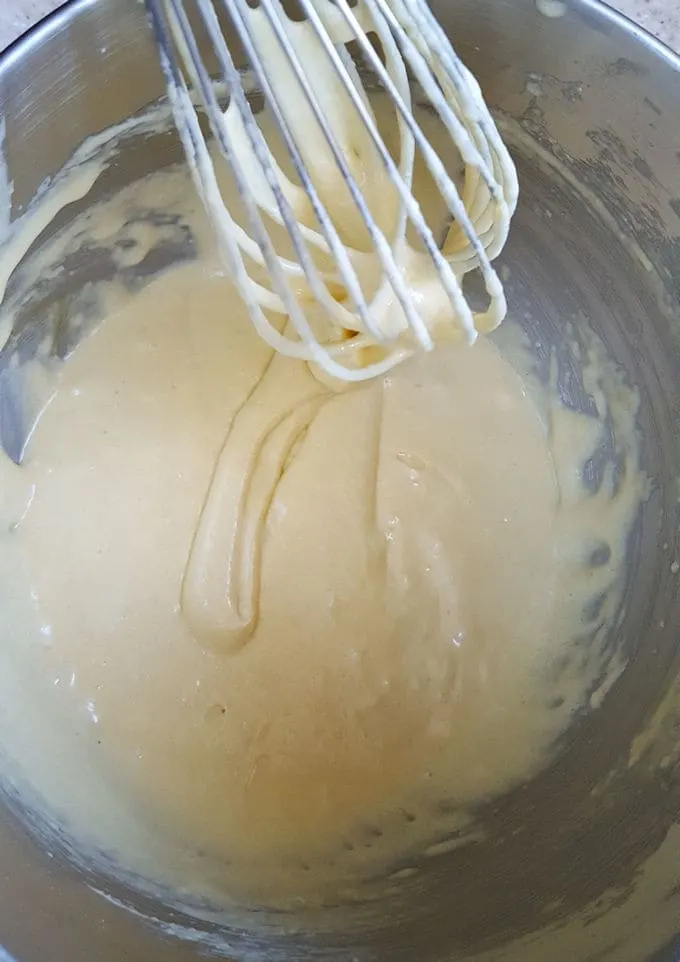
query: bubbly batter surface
[{"left": 0, "top": 108, "right": 646, "bottom": 919}]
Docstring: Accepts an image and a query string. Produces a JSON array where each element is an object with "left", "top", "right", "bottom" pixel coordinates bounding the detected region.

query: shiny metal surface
[{"left": 0, "top": 1, "right": 680, "bottom": 960}]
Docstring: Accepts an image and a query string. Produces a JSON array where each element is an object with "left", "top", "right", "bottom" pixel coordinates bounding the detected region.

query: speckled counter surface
[
  {"left": 0, "top": 0, "right": 679, "bottom": 52},
  {"left": 616, "top": 0, "right": 680, "bottom": 48}
]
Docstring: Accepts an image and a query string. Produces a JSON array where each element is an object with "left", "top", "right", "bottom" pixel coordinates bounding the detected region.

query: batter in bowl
[
  {"left": 0, "top": 137, "right": 647, "bottom": 919},
  {"left": 0, "top": 7, "right": 651, "bottom": 923}
]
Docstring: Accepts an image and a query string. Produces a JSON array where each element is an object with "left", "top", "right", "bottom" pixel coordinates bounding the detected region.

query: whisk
[{"left": 145, "top": 0, "right": 518, "bottom": 381}]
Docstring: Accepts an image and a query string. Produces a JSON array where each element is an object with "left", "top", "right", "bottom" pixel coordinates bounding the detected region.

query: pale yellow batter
[{"left": 0, "top": 92, "right": 647, "bottom": 921}]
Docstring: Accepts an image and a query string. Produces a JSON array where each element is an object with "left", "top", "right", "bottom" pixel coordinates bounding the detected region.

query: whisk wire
[
  {"left": 257, "top": 0, "right": 438, "bottom": 350},
  {"left": 328, "top": 0, "right": 497, "bottom": 330},
  {"left": 199, "top": 0, "right": 372, "bottom": 337},
  {"left": 291, "top": 0, "right": 462, "bottom": 347},
  {"left": 223, "top": 0, "right": 406, "bottom": 346},
  {"left": 153, "top": 0, "right": 343, "bottom": 372},
  {"left": 365, "top": 0, "right": 509, "bottom": 304},
  {"left": 404, "top": 0, "right": 519, "bottom": 231}
]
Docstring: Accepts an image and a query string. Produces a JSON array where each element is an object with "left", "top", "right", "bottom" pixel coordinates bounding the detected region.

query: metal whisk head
[{"left": 145, "top": 0, "right": 518, "bottom": 381}]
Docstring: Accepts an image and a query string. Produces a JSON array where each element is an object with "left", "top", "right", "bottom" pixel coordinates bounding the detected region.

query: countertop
[{"left": 0, "top": 0, "right": 679, "bottom": 53}]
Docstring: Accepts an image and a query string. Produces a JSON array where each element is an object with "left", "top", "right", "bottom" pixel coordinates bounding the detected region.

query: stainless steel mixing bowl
[{"left": 1, "top": 1, "right": 680, "bottom": 960}]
